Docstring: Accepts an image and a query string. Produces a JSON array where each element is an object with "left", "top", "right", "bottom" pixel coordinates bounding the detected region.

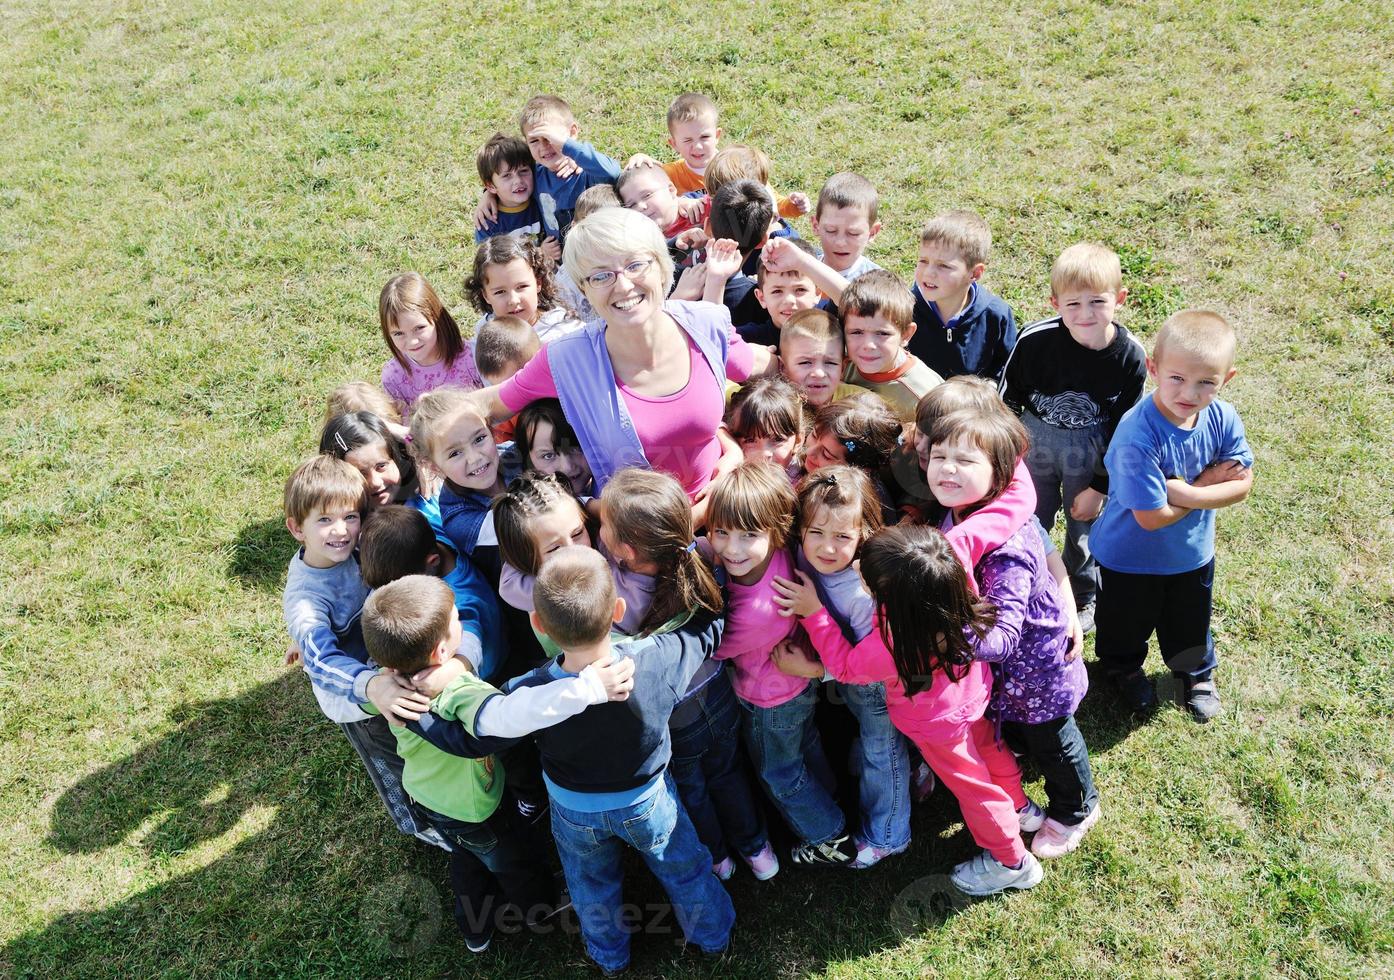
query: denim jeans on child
[
  {"left": 668, "top": 668, "right": 769, "bottom": 863},
  {"left": 835, "top": 681, "right": 911, "bottom": 851},
  {"left": 1022, "top": 411, "right": 1107, "bottom": 607},
  {"left": 549, "top": 772, "right": 735, "bottom": 973},
  {"left": 738, "top": 678, "right": 845, "bottom": 846},
  {"left": 1001, "top": 714, "right": 1098, "bottom": 825}
]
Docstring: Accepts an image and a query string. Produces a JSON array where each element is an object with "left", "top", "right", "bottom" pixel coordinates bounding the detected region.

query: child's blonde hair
[
  {"left": 574, "top": 183, "right": 621, "bottom": 222},
  {"left": 602, "top": 468, "right": 723, "bottom": 635},
  {"left": 519, "top": 94, "right": 574, "bottom": 131},
  {"left": 465, "top": 236, "right": 561, "bottom": 318},
  {"left": 409, "top": 387, "right": 483, "bottom": 464},
  {"left": 475, "top": 314, "right": 539, "bottom": 382},
  {"left": 838, "top": 269, "right": 914, "bottom": 336},
  {"left": 795, "top": 465, "right": 884, "bottom": 543},
  {"left": 667, "top": 92, "right": 718, "bottom": 129},
  {"left": 920, "top": 210, "right": 992, "bottom": 268},
  {"left": 283, "top": 454, "right": 367, "bottom": 525},
  {"left": 378, "top": 273, "right": 466, "bottom": 374},
  {"left": 706, "top": 459, "right": 797, "bottom": 548},
  {"left": 725, "top": 376, "right": 805, "bottom": 444},
  {"left": 816, "top": 172, "right": 878, "bottom": 225},
  {"left": 1051, "top": 242, "right": 1123, "bottom": 296},
  {"left": 324, "top": 381, "right": 402, "bottom": 428},
  {"left": 914, "top": 375, "right": 1007, "bottom": 436},
  {"left": 534, "top": 548, "right": 617, "bottom": 648},
  {"left": 780, "top": 307, "right": 844, "bottom": 352},
  {"left": 1153, "top": 309, "right": 1237, "bottom": 369},
  {"left": 704, "top": 145, "right": 771, "bottom": 197}
]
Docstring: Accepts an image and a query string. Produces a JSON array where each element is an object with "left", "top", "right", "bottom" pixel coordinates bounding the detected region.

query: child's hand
[
  {"left": 759, "top": 236, "right": 802, "bottom": 274},
  {"left": 673, "top": 227, "right": 708, "bottom": 251},
  {"left": 541, "top": 236, "right": 562, "bottom": 264},
  {"left": 410, "top": 655, "right": 468, "bottom": 699},
  {"left": 671, "top": 262, "right": 708, "bottom": 301},
  {"left": 785, "top": 191, "right": 810, "bottom": 215},
  {"left": 1064, "top": 611, "right": 1084, "bottom": 662},
  {"left": 771, "top": 638, "right": 824, "bottom": 678},
  {"left": 1069, "top": 486, "right": 1106, "bottom": 522},
  {"left": 1192, "top": 459, "right": 1247, "bottom": 487},
  {"left": 704, "top": 238, "right": 743, "bottom": 282},
  {"left": 771, "top": 571, "right": 823, "bottom": 618},
  {"left": 366, "top": 671, "right": 432, "bottom": 727},
  {"left": 284, "top": 642, "right": 301, "bottom": 666},
  {"left": 553, "top": 155, "right": 580, "bottom": 179},
  {"left": 624, "top": 153, "right": 661, "bottom": 170},
  {"left": 676, "top": 196, "right": 706, "bottom": 222},
  {"left": 416, "top": 466, "right": 441, "bottom": 500},
  {"left": 585, "top": 654, "right": 636, "bottom": 702},
  {"left": 474, "top": 189, "right": 498, "bottom": 229},
  {"left": 385, "top": 419, "right": 412, "bottom": 444}
]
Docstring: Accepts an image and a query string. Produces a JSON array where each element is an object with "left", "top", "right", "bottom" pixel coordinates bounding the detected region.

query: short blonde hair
[
  {"left": 920, "top": 210, "right": 992, "bottom": 268},
  {"left": 839, "top": 269, "right": 914, "bottom": 335},
  {"left": 817, "top": 172, "right": 879, "bottom": 225},
  {"left": 574, "top": 183, "right": 621, "bottom": 222},
  {"left": 1153, "top": 309, "right": 1237, "bottom": 369},
  {"left": 668, "top": 92, "right": 718, "bottom": 129},
  {"left": 284, "top": 454, "right": 367, "bottom": 526},
  {"left": 706, "top": 459, "right": 797, "bottom": 547},
  {"left": 780, "top": 307, "right": 844, "bottom": 352},
  {"left": 915, "top": 376, "right": 1006, "bottom": 435},
  {"left": 475, "top": 314, "right": 539, "bottom": 381},
  {"left": 1051, "top": 242, "right": 1123, "bottom": 296},
  {"left": 704, "top": 145, "right": 770, "bottom": 197},
  {"left": 562, "top": 206, "right": 675, "bottom": 297},
  {"left": 519, "top": 94, "right": 573, "bottom": 131},
  {"left": 409, "top": 387, "right": 485, "bottom": 464},
  {"left": 534, "top": 548, "right": 618, "bottom": 648},
  {"left": 324, "top": 381, "right": 402, "bottom": 428}
]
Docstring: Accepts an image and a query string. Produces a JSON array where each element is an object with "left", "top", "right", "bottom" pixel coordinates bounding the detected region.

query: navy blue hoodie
[{"left": 909, "top": 282, "right": 1017, "bottom": 382}]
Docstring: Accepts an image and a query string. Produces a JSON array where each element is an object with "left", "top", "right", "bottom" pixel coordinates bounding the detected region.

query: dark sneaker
[
  {"left": 790, "top": 833, "right": 856, "bottom": 867},
  {"left": 1112, "top": 669, "right": 1157, "bottom": 712},
  {"left": 1179, "top": 677, "right": 1221, "bottom": 723},
  {"left": 517, "top": 796, "right": 548, "bottom": 824},
  {"left": 1076, "top": 602, "right": 1096, "bottom": 635},
  {"left": 464, "top": 926, "right": 494, "bottom": 954}
]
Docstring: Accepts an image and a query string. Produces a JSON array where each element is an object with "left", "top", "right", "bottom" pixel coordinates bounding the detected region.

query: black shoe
[
  {"left": 1178, "top": 676, "right": 1221, "bottom": 723},
  {"left": 1112, "top": 669, "right": 1157, "bottom": 712},
  {"left": 517, "top": 796, "right": 549, "bottom": 824},
  {"left": 464, "top": 926, "right": 494, "bottom": 954},
  {"left": 790, "top": 833, "right": 856, "bottom": 866},
  {"left": 1076, "top": 602, "right": 1096, "bottom": 635}
]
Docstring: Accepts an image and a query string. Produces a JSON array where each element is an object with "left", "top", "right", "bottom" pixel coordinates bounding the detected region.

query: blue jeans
[
  {"left": 835, "top": 681, "right": 911, "bottom": 851},
  {"left": 549, "top": 773, "right": 735, "bottom": 973},
  {"left": 738, "top": 680, "right": 844, "bottom": 846},
  {"left": 669, "top": 669, "right": 768, "bottom": 863}
]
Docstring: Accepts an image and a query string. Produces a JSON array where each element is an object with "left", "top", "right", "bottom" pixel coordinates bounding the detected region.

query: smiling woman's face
[{"left": 580, "top": 253, "right": 664, "bottom": 331}]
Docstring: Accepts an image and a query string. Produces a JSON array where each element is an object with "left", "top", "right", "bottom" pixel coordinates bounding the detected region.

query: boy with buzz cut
[
  {"left": 474, "top": 133, "right": 548, "bottom": 249},
  {"left": 1089, "top": 310, "right": 1253, "bottom": 722},
  {"left": 811, "top": 172, "right": 883, "bottom": 281},
  {"left": 281, "top": 454, "right": 446, "bottom": 848},
  {"left": 361, "top": 574, "right": 636, "bottom": 954},
  {"left": 779, "top": 307, "right": 868, "bottom": 408},
  {"left": 911, "top": 210, "right": 1018, "bottom": 382},
  {"left": 839, "top": 269, "right": 945, "bottom": 423},
  {"left": 505, "top": 548, "right": 734, "bottom": 976},
  {"left": 999, "top": 243, "right": 1147, "bottom": 633}
]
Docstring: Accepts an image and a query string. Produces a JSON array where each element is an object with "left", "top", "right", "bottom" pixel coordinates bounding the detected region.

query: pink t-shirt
[
  {"left": 381, "top": 352, "right": 482, "bottom": 414},
  {"left": 712, "top": 548, "right": 807, "bottom": 708},
  {"left": 499, "top": 324, "right": 752, "bottom": 497}
]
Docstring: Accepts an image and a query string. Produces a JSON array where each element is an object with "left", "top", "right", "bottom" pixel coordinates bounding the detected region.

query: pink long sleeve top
[
  {"left": 942, "top": 458, "right": 1037, "bottom": 589},
  {"left": 713, "top": 548, "right": 806, "bottom": 709}
]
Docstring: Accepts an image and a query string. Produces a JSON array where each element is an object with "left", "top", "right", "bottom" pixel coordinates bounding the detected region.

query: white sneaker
[
  {"left": 1031, "top": 803, "right": 1102, "bottom": 859},
  {"left": 713, "top": 856, "right": 736, "bottom": 881},
  {"left": 1016, "top": 799, "right": 1045, "bottom": 833},
  {"left": 950, "top": 850, "right": 1043, "bottom": 896}
]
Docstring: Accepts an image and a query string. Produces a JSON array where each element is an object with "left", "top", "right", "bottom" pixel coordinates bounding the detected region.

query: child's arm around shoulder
[{"left": 472, "top": 655, "right": 635, "bottom": 738}]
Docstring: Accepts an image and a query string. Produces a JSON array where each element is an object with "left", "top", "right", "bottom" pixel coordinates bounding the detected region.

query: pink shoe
[
  {"left": 713, "top": 856, "right": 736, "bottom": 880},
  {"left": 742, "top": 842, "right": 780, "bottom": 881},
  {"left": 1031, "top": 804, "right": 1101, "bottom": 859},
  {"left": 849, "top": 837, "right": 909, "bottom": 869}
]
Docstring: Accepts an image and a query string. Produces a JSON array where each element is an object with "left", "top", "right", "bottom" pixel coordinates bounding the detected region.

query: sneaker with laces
[
  {"left": 1031, "top": 803, "right": 1101, "bottom": 859},
  {"left": 516, "top": 796, "right": 548, "bottom": 824},
  {"left": 1179, "top": 676, "right": 1222, "bottom": 723},
  {"left": 1016, "top": 799, "right": 1045, "bottom": 833},
  {"left": 742, "top": 842, "right": 780, "bottom": 881},
  {"left": 713, "top": 856, "right": 736, "bottom": 881},
  {"left": 790, "top": 833, "right": 856, "bottom": 867},
  {"left": 912, "top": 761, "right": 937, "bottom": 803},
  {"left": 849, "top": 837, "right": 909, "bottom": 869},
  {"left": 950, "top": 849, "right": 1044, "bottom": 896}
]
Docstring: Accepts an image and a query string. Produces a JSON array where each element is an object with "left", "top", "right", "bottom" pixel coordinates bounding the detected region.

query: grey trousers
[
  {"left": 1021, "top": 411, "right": 1106, "bottom": 607},
  {"left": 340, "top": 714, "right": 452, "bottom": 851}
]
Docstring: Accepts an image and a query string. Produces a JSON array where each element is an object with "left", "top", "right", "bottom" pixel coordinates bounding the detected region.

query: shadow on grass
[
  {"left": 4, "top": 672, "right": 996, "bottom": 978},
  {"left": 227, "top": 517, "right": 291, "bottom": 593}
]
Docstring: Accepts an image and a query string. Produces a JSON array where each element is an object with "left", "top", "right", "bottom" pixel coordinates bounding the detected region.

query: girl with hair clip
[
  {"left": 791, "top": 465, "right": 911, "bottom": 868},
  {"left": 320, "top": 411, "right": 422, "bottom": 510},
  {"left": 800, "top": 393, "right": 903, "bottom": 524},
  {"left": 465, "top": 236, "right": 583, "bottom": 346},
  {"left": 771, "top": 524, "right": 1045, "bottom": 897},
  {"left": 725, "top": 375, "right": 805, "bottom": 481},
  {"left": 513, "top": 400, "right": 593, "bottom": 497},
  {"left": 704, "top": 459, "right": 854, "bottom": 868},
  {"left": 378, "top": 272, "right": 481, "bottom": 414},
  {"left": 601, "top": 467, "right": 777, "bottom": 882},
  {"left": 323, "top": 381, "right": 411, "bottom": 443}
]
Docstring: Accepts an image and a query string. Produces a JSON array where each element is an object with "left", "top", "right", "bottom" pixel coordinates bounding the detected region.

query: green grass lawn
[{"left": 3, "top": 0, "right": 1393, "bottom": 976}]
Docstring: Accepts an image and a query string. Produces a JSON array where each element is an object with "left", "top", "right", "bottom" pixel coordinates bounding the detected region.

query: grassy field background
[{"left": 3, "top": 0, "right": 1393, "bottom": 976}]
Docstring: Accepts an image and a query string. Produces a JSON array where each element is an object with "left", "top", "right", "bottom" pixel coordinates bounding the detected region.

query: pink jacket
[
  {"left": 714, "top": 548, "right": 806, "bottom": 708},
  {"left": 801, "top": 607, "right": 990, "bottom": 744},
  {"left": 943, "top": 458, "right": 1036, "bottom": 587}
]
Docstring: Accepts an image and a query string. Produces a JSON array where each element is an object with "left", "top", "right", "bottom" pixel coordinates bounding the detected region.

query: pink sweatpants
[{"left": 915, "top": 717, "right": 1027, "bottom": 866}]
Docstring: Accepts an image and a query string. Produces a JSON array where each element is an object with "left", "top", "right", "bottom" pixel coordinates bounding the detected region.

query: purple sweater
[{"left": 950, "top": 517, "right": 1086, "bottom": 724}]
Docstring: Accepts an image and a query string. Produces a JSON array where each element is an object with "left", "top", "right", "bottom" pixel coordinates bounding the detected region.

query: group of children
[{"left": 280, "top": 90, "right": 1255, "bottom": 973}]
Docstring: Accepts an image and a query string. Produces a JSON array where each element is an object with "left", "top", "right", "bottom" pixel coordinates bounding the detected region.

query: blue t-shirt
[{"left": 1090, "top": 395, "right": 1252, "bottom": 575}]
